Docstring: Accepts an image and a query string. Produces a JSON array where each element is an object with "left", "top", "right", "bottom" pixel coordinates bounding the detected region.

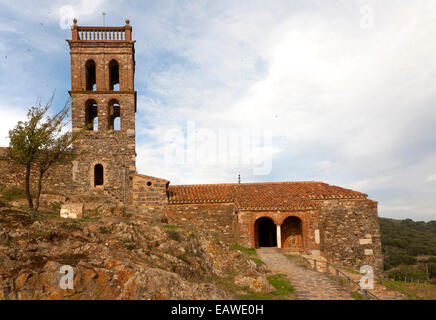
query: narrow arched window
[
  {"left": 107, "top": 99, "right": 120, "bottom": 130},
  {"left": 85, "top": 100, "right": 98, "bottom": 131},
  {"left": 94, "top": 164, "right": 104, "bottom": 186},
  {"left": 85, "top": 60, "right": 97, "bottom": 91},
  {"left": 109, "top": 59, "right": 119, "bottom": 91}
]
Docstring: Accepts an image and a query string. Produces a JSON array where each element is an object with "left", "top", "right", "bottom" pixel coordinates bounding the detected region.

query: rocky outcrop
[{"left": 0, "top": 207, "right": 269, "bottom": 300}]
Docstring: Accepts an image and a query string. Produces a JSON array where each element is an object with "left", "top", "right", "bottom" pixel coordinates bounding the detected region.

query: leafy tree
[
  {"left": 379, "top": 217, "right": 436, "bottom": 272},
  {"left": 34, "top": 104, "right": 77, "bottom": 211},
  {"left": 8, "top": 96, "right": 79, "bottom": 213}
]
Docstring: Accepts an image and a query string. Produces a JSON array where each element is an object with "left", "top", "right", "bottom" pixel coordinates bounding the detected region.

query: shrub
[
  {"left": 166, "top": 230, "right": 182, "bottom": 242},
  {"left": 388, "top": 265, "right": 427, "bottom": 281},
  {"left": 385, "top": 254, "right": 417, "bottom": 268},
  {"left": 99, "top": 226, "right": 110, "bottom": 234}
]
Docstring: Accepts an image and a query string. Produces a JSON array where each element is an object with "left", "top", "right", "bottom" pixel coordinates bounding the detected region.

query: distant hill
[{"left": 379, "top": 217, "right": 436, "bottom": 279}]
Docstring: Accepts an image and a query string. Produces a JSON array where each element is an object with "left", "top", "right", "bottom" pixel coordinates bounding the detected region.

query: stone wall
[
  {"left": 131, "top": 174, "right": 169, "bottom": 212},
  {"left": 69, "top": 41, "right": 135, "bottom": 92},
  {"left": 166, "top": 203, "right": 237, "bottom": 243},
  {"left": 0, "top": 147, "right": 73, "bottom": 196},
  {"left": 165, "top": 198, "right": 383, "bottom": 274},
  {"left": 70, "top": 92, "right": 136, "bottom": 202},
  {"left": 316, "top": 199, "right": 383, "bottom": 275},
  {"left": 0, "top": 147, "right": 127, "bottom": 208}
]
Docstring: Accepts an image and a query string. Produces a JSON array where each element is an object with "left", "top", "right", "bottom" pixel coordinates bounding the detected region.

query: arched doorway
[
  {"left": 281, "top": 216, "right": 303, "bottom": 249},
  {"left": 254, "top": 217, "right": 277, "bottom": 248},
  {"left": 94, "top": 164, "right": 104, "bottom": 186}
]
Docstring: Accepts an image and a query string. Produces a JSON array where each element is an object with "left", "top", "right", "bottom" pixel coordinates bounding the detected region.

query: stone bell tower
[{"left": 67, "top": 19, "right": 136, "bottom": 203}]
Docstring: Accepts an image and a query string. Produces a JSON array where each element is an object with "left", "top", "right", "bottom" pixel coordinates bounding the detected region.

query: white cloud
[
  {"left": 134, "top": 1, "right": 436, "bottom": 220},
  {"left": 0, "top": 0, "right": 435, "bottom": 221},
  {"left": 0, "top": 104, "right": 27, "bottom": 146},
  {"left": 426, "top": 174, "right": 436, "bottom": 182}
]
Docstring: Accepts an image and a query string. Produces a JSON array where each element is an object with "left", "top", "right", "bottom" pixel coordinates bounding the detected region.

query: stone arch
[
  {"left": 281, "top": 216, "right": 303, "bottom": 249},
  {"left": 85, "top": 99, "right": 98, "bottom": 131},
  {"left": 254, "top": 217, "right": 277, "bottom": 248},
  {"left": 109, "top": 59, "right": 120, "bottom": 91},
  {"left": 107, "top": 99, "right": 121, "bottom": 130},
  {"left": 85, "top": 59, "right": 96, "bottom": 91}
]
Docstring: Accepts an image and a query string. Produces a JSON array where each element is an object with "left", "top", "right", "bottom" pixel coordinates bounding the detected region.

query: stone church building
[{"left": 0, "top": 21, "right": 383, "bottom": 273}]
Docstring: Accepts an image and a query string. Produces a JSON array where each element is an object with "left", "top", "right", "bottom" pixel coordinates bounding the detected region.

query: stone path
[{"left": 257, "top": 248, "right": 353, "bottom": 300}]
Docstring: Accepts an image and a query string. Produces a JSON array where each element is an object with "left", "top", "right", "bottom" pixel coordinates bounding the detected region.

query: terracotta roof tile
[
  {"left": 167, "top": 181, "right": 367, "bottom": 211},
  {"left": 167, "top": 184, "right": 235, "bottom": 204}
]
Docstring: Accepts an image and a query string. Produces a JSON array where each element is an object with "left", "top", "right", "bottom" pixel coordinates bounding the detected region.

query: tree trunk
[
  {"left": 25, "top": 163, "right": 34, "bottom": 211},
  {"left": 35, "top": 170, "right": 44, "bottom": 212}
]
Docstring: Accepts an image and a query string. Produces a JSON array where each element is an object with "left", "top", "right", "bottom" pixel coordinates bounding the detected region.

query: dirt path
[{"left": 257, "top": 248, "right": 353, "bottom": 300}]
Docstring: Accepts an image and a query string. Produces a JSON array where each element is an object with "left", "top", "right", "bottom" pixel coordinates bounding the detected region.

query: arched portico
[
  {"left": 254, "top": 217, "right": 277, "bottom": 248},
  {"left": 281, "top": 216, "right": 303, "bottom": 249}
]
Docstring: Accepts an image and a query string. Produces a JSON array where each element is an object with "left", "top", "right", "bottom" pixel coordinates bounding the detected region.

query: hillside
[
  {"left": 379, "top": 217, "right": 436, "bottom": 281},
  {"left": 0, "top": 191, "right": 277, "bottom": 300}
]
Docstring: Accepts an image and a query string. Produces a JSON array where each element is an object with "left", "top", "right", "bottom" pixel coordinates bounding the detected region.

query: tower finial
[
  {"left": 73, "top": 18, "right": 77, "bottom": 26},
  {"left": 238, "top": 174, "right": 241, "bottom": 184},
  {"left": 125, "top": 18, "right": 130, "bottom": 25}
]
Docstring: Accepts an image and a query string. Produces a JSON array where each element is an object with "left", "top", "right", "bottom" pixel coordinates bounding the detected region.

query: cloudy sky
[{"left": 0, "top": 0, "right": 435, "bottom": 221}]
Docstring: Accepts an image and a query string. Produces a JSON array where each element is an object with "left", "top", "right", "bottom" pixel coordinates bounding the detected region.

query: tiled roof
[
  {"left": 167, "top": 181, "right": 367, "bottom": 211},
  {"left": 167, "top": 184, "right": 235, "bottom": 204}
]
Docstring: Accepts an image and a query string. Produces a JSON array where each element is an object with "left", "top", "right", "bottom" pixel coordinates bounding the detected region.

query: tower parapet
[{"left": 71, "top": 18, "right": 133, "bottom": 42}]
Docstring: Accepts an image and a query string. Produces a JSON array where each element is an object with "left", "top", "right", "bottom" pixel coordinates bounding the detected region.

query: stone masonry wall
[
  {"left": 70, "top": 93, "right": 136, "bottom": 202},
  {"left": 0, "top": 147, "right": 123, "bottom": 208},
  {"left": 0, "top": 147, "right": 73, "bottom": 195},
  {"left": 316, "top": 199, "right": 383, "bottom": 275},
  {"left": 166, "top": 203, "right": 237, "bottom": 243},
  {"left": 131, "top": 174, "right": 169, "bottom": 213}
]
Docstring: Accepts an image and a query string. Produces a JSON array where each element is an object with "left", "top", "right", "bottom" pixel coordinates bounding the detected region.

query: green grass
[
  {"left": 250, "top": 257, "right": 265, "bottom": 265},
  {"left": 166, "top": 229, "right": 182, "bottom": 242},
  {"left": 238, "top": 293, "right": 289, "bottom": 300},
  {"left": 0, "top": 187, "right": 28, "bottom": 200},
  {"left": 343, "top": 267, "right": 360, "bottom": 275},
  {"left": 73, "top": 216, "right": 100, "bottom": 222},
  {"left": 238, "top": 274, "right": 295, "bottom": 300},
  {"left": 338, "top": 277, "right": 345, "bottom": 286},
  {"left": 37, "top": 231, "right": 57, "bottom": 239},
  {"left": 351, "top": 291, "right": 364, "bottom": 300},
  {"left": 267, "top": 274, "right": 295, "bottom": 295},
  {"left": 382, "top": 280, "right": 424, "bottom": 300},
  {"left": 284, "top": 254, "right": 300, "bottom": 261},
  {"left": 232, "top": 244, "right": 256, "bottom": 255},
  {"left": 163, "top": 224, "right": 183, "bottom": 230}
]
